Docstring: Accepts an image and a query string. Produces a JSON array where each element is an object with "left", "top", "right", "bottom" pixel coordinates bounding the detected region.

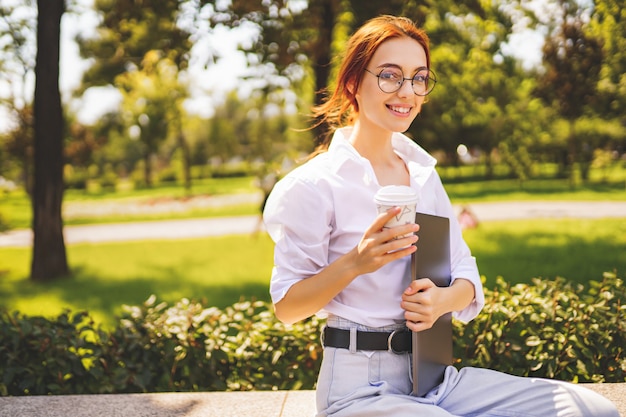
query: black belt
[{"left": 322, "top": 326, "right": 412, "bottom": 354}]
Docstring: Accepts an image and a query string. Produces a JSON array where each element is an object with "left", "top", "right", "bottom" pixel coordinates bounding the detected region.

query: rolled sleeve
[{"left": 263, "top": 174, "right": 334, "bottom": 304}]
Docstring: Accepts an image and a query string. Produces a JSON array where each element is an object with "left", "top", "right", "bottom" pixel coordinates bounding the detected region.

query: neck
[
  {"left": 348, "top": 122, "right": 409, "bottom": 186},
  {"left": 349, "top": 121, "right": 396, "bottom": 164}
]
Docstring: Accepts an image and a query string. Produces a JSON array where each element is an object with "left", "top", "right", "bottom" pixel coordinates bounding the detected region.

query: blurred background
[{"left": 0, "top": 0, "right": 624, "bottom": 326}]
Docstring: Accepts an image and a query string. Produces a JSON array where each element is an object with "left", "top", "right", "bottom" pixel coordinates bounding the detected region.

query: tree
[
  {"left": 2, "top": 106, "right": 34, "bottom": 193},
  {"left": 31, "top": 0, "right": 68, "bottom": 281},
  {"left": 203, "top": 0, "right": 340, "bottom": 145},
  {"left": 76, "top": 0, "right": 194, "bottom": 90},
  {"left": 115, "top": 51, "right": 187, "bottom": 187},
  {"left": 536, "top": 1, "right": 603, "bottom": 183},
  {"left": 588, "top": 0, "right": 626, "bottom": 160},
  {"left": 76, "top": 0, "right": 198, "bottom": 188},
  {"left": 0, "top": 0, "right": 37, "bottom": 192},
  {"left": 202, "top": 0, "right": 489, "bottom": 149},
  {"left": 589, "top": 0, "right": 626, "bottom": 121}
]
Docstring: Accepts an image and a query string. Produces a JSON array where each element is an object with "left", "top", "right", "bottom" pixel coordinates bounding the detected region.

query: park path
[{"left": 1, "top": 197, "right": 625, "bottom": 248}]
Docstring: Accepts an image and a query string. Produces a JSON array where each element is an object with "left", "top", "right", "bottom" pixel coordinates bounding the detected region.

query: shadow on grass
[{"left": 3, "top": 266, "right": 272, "bottom": 328}]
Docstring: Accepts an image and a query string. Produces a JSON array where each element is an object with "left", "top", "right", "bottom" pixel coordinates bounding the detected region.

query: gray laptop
[{"left": 411, "top": 212, "right": 453, "bottom": 397}]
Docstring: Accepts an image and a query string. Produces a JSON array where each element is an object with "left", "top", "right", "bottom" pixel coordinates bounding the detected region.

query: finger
[
  {"left": 406, "top": 320, "right": 434, "bottom": 332},
  {"left": 404, "top": 307, "right": 434, "bottom": 321},
  {"left": 380, "top": 235, "right": 418, "bottom": 256},
  {"left": 376, "top": 223, "right": 419, "bottom": 249},
  {"left": 404, "top": 307, "right": 436, "bottom": 326},
  {"left": 405, "top": 278, "right": 434, "bottom": 294},
  {"left": 366, "top": 206, "right": 402, "bottom": 235},
  {"left": 385, "top": 222, "right": 420, "bottom": 241}
]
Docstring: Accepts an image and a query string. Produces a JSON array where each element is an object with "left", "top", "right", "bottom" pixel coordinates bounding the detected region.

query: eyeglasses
[{"left": 364, "top": 66, "right": 437, "bottom": 96}]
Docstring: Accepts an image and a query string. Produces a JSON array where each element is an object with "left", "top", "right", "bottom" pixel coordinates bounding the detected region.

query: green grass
[
  {"left": 0, "top": 234, "right": 275, "bottom": 328},
  {"left": 0, "top": 176, "right": 260, "bottom": 229},
  {"left": 1, "top": 218, "right": 624, "bottom": 328},
  {"left": 1, "top": 169, "right": 625, "bottom": 327},
  {"left": 2, "top": 166, "right": 626, "bottom": 230},
  {"left": 443, "top": 178, "right": 626, "bottom": 203},
  {"left": 463, "top": 218, "right": 626, "bottom": 286}
]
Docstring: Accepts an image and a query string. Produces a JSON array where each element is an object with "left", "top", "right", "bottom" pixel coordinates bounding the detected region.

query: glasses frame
[{"left": 364, "top": 66, "right": 437, "bottom": 96}]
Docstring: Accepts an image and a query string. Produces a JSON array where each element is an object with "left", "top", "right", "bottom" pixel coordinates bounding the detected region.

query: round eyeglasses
[{"left": 364, "top": 66, "right": 437, "bottom": 96}]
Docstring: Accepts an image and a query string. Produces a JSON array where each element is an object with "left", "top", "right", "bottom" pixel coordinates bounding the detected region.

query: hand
[
  {"left": 350, "top": 207, "right": 419, "bottom": 276},
  {"left": 401, "top": 278, "right": 446, "bottom": 332}
]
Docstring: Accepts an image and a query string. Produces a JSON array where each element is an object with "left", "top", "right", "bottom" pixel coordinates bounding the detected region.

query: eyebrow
[{"left": 374, "top": 63, "right": 429, "bottom": 72}]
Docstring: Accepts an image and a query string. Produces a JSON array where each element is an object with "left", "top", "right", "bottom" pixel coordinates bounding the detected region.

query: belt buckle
[{"left": 387, "top": 329, "right": 406, "bottom": 354}]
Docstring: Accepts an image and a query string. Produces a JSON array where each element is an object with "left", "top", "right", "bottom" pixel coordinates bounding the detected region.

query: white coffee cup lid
[{"left": 374, "top": 185, "right": 418, "bottom": 205}]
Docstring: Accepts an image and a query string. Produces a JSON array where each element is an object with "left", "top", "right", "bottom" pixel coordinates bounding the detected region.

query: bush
[
  {"left": 455, "top": 271, "right": 626, "bottom": 383},
  {"left": 0, "top": 311, "right": 101, "bottom": 396},
  {"left": 1, "top": 272, "right": 624, "bottom": 396}
]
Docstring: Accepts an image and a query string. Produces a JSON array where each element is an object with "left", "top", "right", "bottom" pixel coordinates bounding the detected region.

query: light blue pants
[{"left": 316, "top": 319, "right": 619, "bottom": 417}]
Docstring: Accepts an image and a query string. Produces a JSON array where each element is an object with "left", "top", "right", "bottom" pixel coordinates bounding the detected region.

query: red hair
[{"left": 312, "top": 15, "right": 430, "bottom": 151}]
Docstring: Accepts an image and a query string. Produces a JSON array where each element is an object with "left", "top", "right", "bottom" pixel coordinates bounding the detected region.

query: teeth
[{"left": 389, "top": 105, "right": 410, "bottom": 114}]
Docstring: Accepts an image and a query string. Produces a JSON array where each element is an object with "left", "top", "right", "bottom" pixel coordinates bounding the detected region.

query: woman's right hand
[
  {"left": 350, "top": 207, "right": 419, "bottom": 276},
  {"left": 274, "top": 207, "right": 418, "bottom": 325}
]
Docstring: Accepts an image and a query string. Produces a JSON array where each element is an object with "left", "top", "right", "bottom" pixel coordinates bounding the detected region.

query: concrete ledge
[{"left": 0, "top": 384, "right": 624, "bottom": 417}]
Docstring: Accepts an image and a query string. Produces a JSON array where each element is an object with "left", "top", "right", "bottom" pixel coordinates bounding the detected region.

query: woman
[{"left": 263, "top": 15, "right": 618, "bottom": 417}]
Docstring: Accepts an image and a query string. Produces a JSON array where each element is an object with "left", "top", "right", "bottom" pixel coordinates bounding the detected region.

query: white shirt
[{"left": 263, "top": 127, "right": 485, "bottom": 327}]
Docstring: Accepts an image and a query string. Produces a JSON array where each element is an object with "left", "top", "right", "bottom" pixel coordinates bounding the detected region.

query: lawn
[
  {"left": 462, "top": 217, "right": 626, "bottom": 286},
  {"left": 1, "top": 166, "right": 626, "bottom": 230},
  {"left": 0, "top": 176, "right": 261, "bottom": 230},
  {"left": 1, "top": 168, "right": 625, "bottom": 327},
  {"left": 1, "top": 217, "right": 624, "bottom": 328},
  {"left": 0, "top": 234, "right": 275, "bottom": 328}
]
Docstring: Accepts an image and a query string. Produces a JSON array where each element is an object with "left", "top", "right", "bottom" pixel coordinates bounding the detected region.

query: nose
[{"left": 397, "top": 78, "right": 414, "bottom": 97}]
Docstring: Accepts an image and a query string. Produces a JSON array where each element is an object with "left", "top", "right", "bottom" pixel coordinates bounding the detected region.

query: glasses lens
[
  {"left": 375, "top": 67, "right": 437, "bottom": 96},
  {"left": 377, "top": 68, "right": 403, "bottom": 93},
  {"left": 412, "top": 68, "right": 436, "bottom": 96}
]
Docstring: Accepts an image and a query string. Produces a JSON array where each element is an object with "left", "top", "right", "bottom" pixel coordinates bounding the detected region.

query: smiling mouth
[{"left": 387, "top": 105, "right": 411, "bottom": 114}]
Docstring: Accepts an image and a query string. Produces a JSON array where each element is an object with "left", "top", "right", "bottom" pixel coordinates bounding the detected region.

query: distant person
[
  {"left": 252, "top": 170, "right": 279, "bottom": 236},
  {"left": 263, "top": 15, "right": 618, "bottom": 417},
  {"left": 458, "top": 205, "right": 478, "bottom": 230}
]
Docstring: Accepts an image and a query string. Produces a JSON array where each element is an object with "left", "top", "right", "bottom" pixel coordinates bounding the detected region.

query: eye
[
  {"left": 380, "top": 68, "right": 402, "bottom": 82},
  {"left": 413, "top": 74, "right": 428, "bottom": 84}
]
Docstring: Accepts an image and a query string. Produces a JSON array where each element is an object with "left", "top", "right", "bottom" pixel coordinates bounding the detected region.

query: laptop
[{"left": 411, "top": 212, "right": 453, "bottom": 397}]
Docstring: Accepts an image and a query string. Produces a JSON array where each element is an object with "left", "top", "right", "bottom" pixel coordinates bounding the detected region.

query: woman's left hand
[{"left": 401, "top": 278, "right": 446, "bottom": 332}]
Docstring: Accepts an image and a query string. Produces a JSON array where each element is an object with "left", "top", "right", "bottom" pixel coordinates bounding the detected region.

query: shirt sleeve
[
  {"left": 432, "top": 173, "right": 485, "bottom": 323},
  {"left": 263, "top": 174, "right": 334, "bottom": 305}
]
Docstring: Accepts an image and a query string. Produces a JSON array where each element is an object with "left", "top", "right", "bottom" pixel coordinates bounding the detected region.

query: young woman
[{"left": 263, "top": 15, "right": 619, "bottom": 417}]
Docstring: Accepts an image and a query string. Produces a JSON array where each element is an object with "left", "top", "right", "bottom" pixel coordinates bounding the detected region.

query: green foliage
[
  {"left": 64, "top": 166, "right": 89, "bottom": 190},
  {"left": 0, "top": 310, "right": 101, "bottom": 396},
  {"left": 456, "top": 272, "right": 626, "bottom": 383},
  {"left": 1, "top": 273, "right": 624, "bottom": 396}
]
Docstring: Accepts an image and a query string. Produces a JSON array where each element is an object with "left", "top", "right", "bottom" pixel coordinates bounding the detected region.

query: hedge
[{"left": 1, "top": 272, "right": 624, "bottom": 396}]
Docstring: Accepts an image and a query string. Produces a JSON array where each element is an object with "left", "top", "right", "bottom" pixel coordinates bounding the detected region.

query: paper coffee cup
[{"left": 374, "top": 185, "right": 418, "bottom": 239}]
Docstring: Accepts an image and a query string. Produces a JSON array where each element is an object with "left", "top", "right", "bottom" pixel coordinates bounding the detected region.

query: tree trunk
[
  {"left": 143, "top": 151, "right": 152, "bottom": 187},
  {"left": 567, "top": 118, "right": 577, "bottom": 189},
  {"left": 311, "top": 0, "right": 338, "bottom": 147},
  {"left": 31, "top": 0, "right": 68, "bottom": 281},
  {"left": 178, "top": 132, "right": 192, "bottom": 194}
]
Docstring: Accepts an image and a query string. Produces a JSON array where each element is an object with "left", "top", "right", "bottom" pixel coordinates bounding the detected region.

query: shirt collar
[{"left": 327, "top": 127, "right": 437, "bottom": 186}]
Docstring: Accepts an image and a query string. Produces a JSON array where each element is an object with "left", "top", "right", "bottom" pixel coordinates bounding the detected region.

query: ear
[{"left": 346, "top": 79, "right": 357, "bottom": 96}]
